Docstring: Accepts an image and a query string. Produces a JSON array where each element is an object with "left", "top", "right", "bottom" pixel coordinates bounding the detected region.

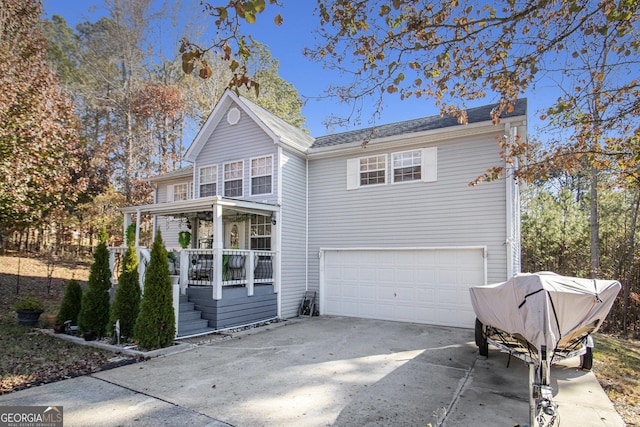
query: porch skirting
[{"left": 186, "top": 284, "right": 277, "bottom": 330}]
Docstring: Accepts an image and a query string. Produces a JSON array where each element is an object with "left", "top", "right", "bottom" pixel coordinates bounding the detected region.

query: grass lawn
[
  {"left": 593, "top": 333, "right": 640, "bottom": 425},
  {"left": 0, "top": 252, "right": 142, "bottom": 394}
]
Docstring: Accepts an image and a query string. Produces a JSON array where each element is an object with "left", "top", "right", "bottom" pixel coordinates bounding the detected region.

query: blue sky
[{"left": 42, "top": 0, "right": 549, "bottom": 138}]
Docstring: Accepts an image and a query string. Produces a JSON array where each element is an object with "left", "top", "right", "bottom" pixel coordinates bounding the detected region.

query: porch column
[
  {"left": 123, "top": 213, "right": 132, "bottom": 244},
  {"left": 135, "top": 209, "right": 141, "bottom": 247},
  {"left": 213, "top": 204, "right": 223, "bottom": 300}
]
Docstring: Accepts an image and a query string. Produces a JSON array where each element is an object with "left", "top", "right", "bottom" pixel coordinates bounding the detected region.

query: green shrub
[
  {"left": 56, "top": 280, "right": 83, "bottom": 324},
  {"left": 14, "top": 295, "right": 44, "bottom": 311},
  {"left": 77, "top": 229, "right": 111, "bottom": 337},
  {"left": 134, "top": 229, "right": 175, "bottom": 349},
  {"left": 110, "top": 224, "right": 141, "bottom": 339}
]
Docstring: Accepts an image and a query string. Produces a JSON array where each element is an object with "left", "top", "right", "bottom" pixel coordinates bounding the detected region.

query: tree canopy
[
  {"left": 0, "top": 0, "right": 86, "bottom": 234},
  {"left": 190, "top": 0, "right": 639, "bottom": 184}
]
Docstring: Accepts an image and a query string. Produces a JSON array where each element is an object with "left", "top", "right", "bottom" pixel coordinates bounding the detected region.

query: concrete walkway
[{"left": 0, "top": 317, "right": 624, "bottom": 426}]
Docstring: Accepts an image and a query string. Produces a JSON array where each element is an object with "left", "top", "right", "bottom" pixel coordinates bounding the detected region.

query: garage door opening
[{"left": 319, "top": 247, "right": 486, "bottom": 328}]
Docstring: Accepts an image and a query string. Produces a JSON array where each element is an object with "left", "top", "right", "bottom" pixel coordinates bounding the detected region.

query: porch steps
[{"left": 177, "top": 295, "right": 216, "bottom": 337}]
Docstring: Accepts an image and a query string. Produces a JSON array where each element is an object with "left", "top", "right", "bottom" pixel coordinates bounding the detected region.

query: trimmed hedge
[
  {"left": 110, "top": 224, "right": 141, "bottom": 339},
  {"left": 134, "top": 229, "right": 175, "bottom": 349},
  {"left": 77, "top": 229, "right": 111, "bottom": 337},
  {"left": 56, "top": 279, "right": 83, "bottom": 325}
]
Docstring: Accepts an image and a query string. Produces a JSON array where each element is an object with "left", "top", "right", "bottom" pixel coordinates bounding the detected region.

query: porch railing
[
  {"left": 108, "top": 246, "right": 151, "bottom": 293},
  {"left": 179, "top": 249, "right": 275, "bottom": 299},
  {"left": 109, "top": 247, "right": 275, "bottom": 302}
]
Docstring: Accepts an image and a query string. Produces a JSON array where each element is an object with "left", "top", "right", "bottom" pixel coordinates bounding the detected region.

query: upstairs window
[
  {"left": 199, "top": 165, "right": 217, "bottom": 197},
  {"left": 169, "top": 182, "right": 192, "bottom": 202},
  {"left": 393, "top": 150, "right": 422, "bottom": 183},
  {"left": 251, "top": 155, "right": 273, "bottom": 195},
  {"left": 346, "top": 155, "right": 387, "bottom": 189},
  {"left": 224, "top": 161, "right": 244, "bottom": 197},
  {"left": 347, "top": 147, "right": 437, "bottom": 190}
]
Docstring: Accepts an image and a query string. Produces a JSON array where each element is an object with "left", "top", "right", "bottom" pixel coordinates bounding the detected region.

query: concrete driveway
[{"left": 0, "top": 317, "right": 623, "bottom": 426}]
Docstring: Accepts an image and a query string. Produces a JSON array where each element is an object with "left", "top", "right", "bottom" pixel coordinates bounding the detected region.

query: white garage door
[{"left": 320, "top": 247, "right": 486, "bottom": 328}]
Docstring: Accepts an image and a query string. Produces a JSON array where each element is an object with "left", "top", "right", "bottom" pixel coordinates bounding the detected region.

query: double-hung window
[
  {"left": 224, "top": 161, "right": 244, "bottom": 197},
  {"left": 346, "top": 154, "right": 386, "bottom": 190},
  {"left": 393, "top": 150, "right": 422, "bottom": 183},
  {"left": 250, "top": 214, "right": 271, "bottom": 250},
  {"left": 359, "top": 155, "right": 387, "bottom": 186},
  {"left": 169, "top": 182, "right": 192, "bottom": 202},
  {"left": 199, "top": 165, "right": 217, "bottom": 197},
  {"left": 347, "top": 147, "right": 437, "bottom": 190},
  {"left": 251, "top": 155, "right": 273, "bottom": 195}
]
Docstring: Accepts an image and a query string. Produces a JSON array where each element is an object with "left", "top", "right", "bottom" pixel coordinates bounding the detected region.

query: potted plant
[
  {"left": 167, "top": 251, "right": 180, "bottom": 285},
  {"left": 167, "top": 251, "right": 178, "bottom": 274},
  {"left": 14, "top": 296, "right": 45, "bottom": 326},
  {"left": 178, "top": 231, "right": 191, "bottom": 249}
]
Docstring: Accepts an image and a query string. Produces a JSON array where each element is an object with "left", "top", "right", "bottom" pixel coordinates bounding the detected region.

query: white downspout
[
  {"left": 505, "top": 124, "right": 517, "bottom": 278},
  {"left": 305, "top": 157, "right": 309, "bottom": 292}
]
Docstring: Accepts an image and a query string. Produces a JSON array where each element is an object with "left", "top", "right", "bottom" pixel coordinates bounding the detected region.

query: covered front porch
[{"left": 111, "top": 196, "right": 280, "bottom": 337}]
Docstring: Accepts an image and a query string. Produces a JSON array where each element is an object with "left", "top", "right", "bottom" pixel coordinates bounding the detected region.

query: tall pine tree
[{"left": 134, "top": 229, "right": 175, "bottom": 349}]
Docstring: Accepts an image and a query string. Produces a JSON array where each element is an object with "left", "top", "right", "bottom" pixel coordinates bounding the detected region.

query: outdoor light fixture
[{"left": 271, "top": 213, "right": 276, "bottom": 226}]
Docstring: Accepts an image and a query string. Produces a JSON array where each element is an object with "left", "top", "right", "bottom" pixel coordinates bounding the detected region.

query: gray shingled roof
[
  {"left": 237, "top": 96, "right": 315, "bottom": 149},
  {"left": 311, "top": 99, "right": 526, "bottom": 149},
  {"left": 148, "top": 165, "right": 193, "bottom": 182}
]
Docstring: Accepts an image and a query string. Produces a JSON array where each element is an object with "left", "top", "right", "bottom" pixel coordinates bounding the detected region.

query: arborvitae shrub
[
  {"left": 110, "top": 224, "right": 141, "bottom": 339},
  {"left": 134, "top": 229, "right": 175, "bottom": 349},
  {"left": 77, "top": 229, "right": 111, "bottom": 337},
  {"left": 56, "top": 279, "right": 83, "bottom": 325}
]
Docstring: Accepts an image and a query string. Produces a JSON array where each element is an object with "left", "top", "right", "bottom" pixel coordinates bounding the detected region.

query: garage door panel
[{"left": 322, "top": 248, "right": 486, "bottom": 328}]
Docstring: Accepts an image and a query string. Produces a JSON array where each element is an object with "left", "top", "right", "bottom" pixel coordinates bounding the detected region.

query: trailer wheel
[
  {"left": 475, "top": 318, "right": 488, "bottom": 357},
  {"left": 581, "top": 346, "right": 593, "bottom": 370}
]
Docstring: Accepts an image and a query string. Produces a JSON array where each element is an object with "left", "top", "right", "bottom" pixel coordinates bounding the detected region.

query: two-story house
[{"left": 117, "top": 89, "right": 525, "bottom": 337}]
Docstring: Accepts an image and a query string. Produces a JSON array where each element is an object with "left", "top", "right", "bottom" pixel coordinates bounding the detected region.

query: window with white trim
[
  {"left": 199, "top": 165, "right": 217, "bottom": 197},
  {"left": 393, "top": 150, "right": 422, "bottom": 183},
  {"left": 250, "top": 214, "right": 271, "bottom": 250},
  {"left": 224, "top": 160, "right": 243, "bottom": 197},
  {"left": 251, "top": 156, "right": 273, "bottom": 195},
  {"left": 346, "top": 147, "right": 437, "bottom": 190},
  {"left": 170, "top": 182, "right": 192, "bottom": 202},
  {"left": 359, "top": 155, "right": 386, "bottom": 186}
]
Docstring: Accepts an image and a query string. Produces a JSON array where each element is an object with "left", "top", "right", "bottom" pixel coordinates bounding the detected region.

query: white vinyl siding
[
  {"left": 309, "top": 133, "right": 509, "bottom": 299},
  {"left": 251, "top": 155, "right": 273, "bottom": 195},
  {"left": 279, "top": 149, "right": 308, "bottom": 319},
  {"left": 224, "top": 160, "right": 244, "bottom": 198},
  {"left": 192, "top": 102, "right": 279, "bottom": 205},
  {"left": 199, "top": 165, "right": 217, "bottom": 197}
]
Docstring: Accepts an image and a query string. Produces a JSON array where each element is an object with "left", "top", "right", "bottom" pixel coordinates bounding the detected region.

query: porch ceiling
[{"left": 119, "top": 196, "right": 279, "bottom": 217}]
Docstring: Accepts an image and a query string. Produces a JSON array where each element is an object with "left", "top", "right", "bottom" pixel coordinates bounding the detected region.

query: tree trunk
[
  {"left": 589, "top": 165, "right": 600, "bottom": 278},
  {"left": 622, "top": 190, "right": 640, "bottom": 333}
]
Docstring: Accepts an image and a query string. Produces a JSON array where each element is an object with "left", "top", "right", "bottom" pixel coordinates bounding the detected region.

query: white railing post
[
  {"left": 109, "top": 250, "right": 116, "bottom": 286},
  {"left": 213, "top": 249, "right": 222, "bottom": 300},
  {"left": 172, "top": 284, "right": 180, "bottom": 338},
  {"left": 179, "top": 250, "right": 189, "bottom": 295},
  {"left": 247, "top": 251, "right": 255, "bottom": 296},
  {"left": 213, "top": 203, "right": 223, "bottom": 300}
]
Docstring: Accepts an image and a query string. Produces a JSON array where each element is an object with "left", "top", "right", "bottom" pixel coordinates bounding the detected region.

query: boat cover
[{"left": 470, "top": 272, "right": 620, "bottom": 356}]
